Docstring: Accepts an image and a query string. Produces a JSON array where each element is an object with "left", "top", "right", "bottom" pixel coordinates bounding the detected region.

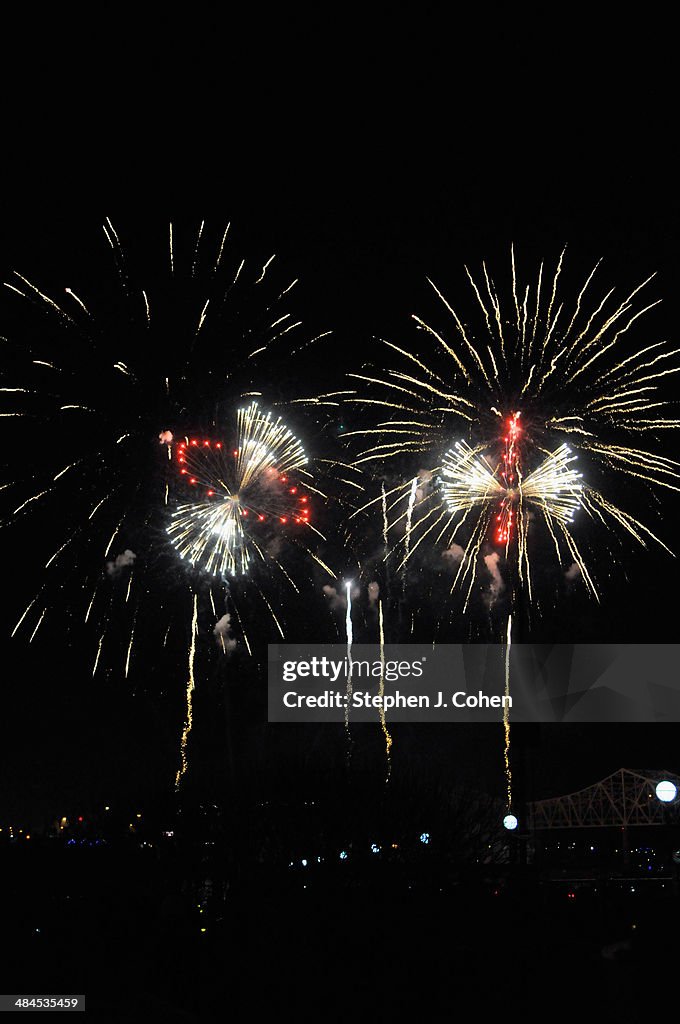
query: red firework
[
  {"left": 496, "top": 412, "right": 522, "bottom": 545},
  {"left": 174, "top": 437, "right": 311, "bottom": 527}
]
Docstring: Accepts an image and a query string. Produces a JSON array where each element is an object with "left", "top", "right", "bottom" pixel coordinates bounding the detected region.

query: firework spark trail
[
  {"left": 441, "top": 442, "right": 503, "bottom": 512},
  {"left": 229, "top": 599, "right": 252, "bottom": 657},
  {"left": 496, "top": 411, "right": 522, "bottom": 544},
  {"left": 344, "top": 581, "right": 354, "bottom": 751},
  {"left": 377, "top": 598, "right": 393, "bottom": 780},
  {"left": 503, "top": 614, "right": 512, "bottom": 809},
  {"left": 124, "top": 610, "right": 137, "bottom": 679},
  {"left": 253, "top": 583, "right": 285, "bottom": 638},
  {"left": 403, "top": 476, "right": 419, "bottom": 565},
  {"left": 29, "top": 608, "right": 46, "bottom": 643},
  {"left": 92, "top": 630, "right": 105, "bottom": 676},
  {"left": 191, "top": 220, "right": 205, "bottom": 278},
  {"left": 11, "top": 595, "right": 40, "bottom": 637},
  {"left": 175, "top": 593, "right": 198, "bottom": 789},
  {"left": 64, "top": 286, "right": 91, "bottom": 313}
]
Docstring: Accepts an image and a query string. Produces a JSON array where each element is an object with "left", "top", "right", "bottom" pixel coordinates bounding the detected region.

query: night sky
[
  {"left": 2, "top": 144, "right": 679, "bottom": 826},
  {"left": 2, "top": 24, "right": 679, "bottom": 1024}
]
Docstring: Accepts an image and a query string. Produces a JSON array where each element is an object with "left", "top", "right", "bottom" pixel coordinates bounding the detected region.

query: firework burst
[
  {"left": 344, "top": 249, "right": 678, "bottom": 608},
  {"left": 1, "top": 220, "right": 338, "bottom": 788},
  {"left": 167, "top": 402, "right": 314, "bottom": 577},
  {"left": 439, "top": 425, "right": 587, "bottom": 604},
  {"left": 1, "top": 220, "right": 333, "bottom": 662}
]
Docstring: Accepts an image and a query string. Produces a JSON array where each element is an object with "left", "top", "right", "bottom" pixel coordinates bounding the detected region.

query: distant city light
[
  {"left": 655, "top": 780, "right": 677, "bottom": 803},
  {"left": 503, "top": 814, "right": 519, "bottom": 831}
]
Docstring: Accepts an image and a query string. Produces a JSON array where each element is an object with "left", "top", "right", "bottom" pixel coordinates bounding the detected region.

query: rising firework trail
[
  {"left": 377, "top": 598, "right": 393, "bottom": 781},
  {"left": 344, "top": 580, "right": 354, "bottom": 752},
  {"left": 176, "top": 592, "right": 198, "bottom": 789},
  {"left": 503, "top": 614, "right": 512, "bottom": 808}
]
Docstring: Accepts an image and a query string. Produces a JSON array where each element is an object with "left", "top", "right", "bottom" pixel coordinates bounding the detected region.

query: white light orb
[
  {"left": 655, "top": 780, "right": 677, "bottom": 803},
  {"left": 503, "top": 814, "right": 519, "bottom": 831}
]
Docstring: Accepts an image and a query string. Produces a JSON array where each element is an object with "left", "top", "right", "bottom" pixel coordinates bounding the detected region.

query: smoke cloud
[
  {"left": 565, "top": 562, "right": 581, "bottom": 582},
  {"left": 415, "top": 469, "right": 434, "bottom": 502},
  {"left": 260, "top": 465, "right": 287, "bottom": 493},
  {"left": 482, "top": 551, "right": 505, "bottom": 607},
  {"left": 323, "top": 582, "right": 360, "bottom": 611},
  {"left": 266, "top": 535, "right": 284, "bottom": 559},
  {"left": 442, "top": 543, "right": 465, "bottom": 567},
  {"left": 213, "top": 613, "right": 237, "bottom": 653},
  {"left": 367, "top": 581, "right": 380, "bottom": 605},
  {"left": 106, "top": 549, "right": 136, "bottom": 577},
  {"left": 158, "top": 430, "right": 173, "bottom": 444}
]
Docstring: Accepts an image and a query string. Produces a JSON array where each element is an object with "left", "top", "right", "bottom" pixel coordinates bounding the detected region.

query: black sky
[{"left": 1, "top": 66, "right": 679, "bottom": 823}]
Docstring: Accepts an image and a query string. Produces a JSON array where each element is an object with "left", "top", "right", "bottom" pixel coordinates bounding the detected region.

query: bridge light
[{"left": 655, "top": 780, "right": 677, "bottom": 803}]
